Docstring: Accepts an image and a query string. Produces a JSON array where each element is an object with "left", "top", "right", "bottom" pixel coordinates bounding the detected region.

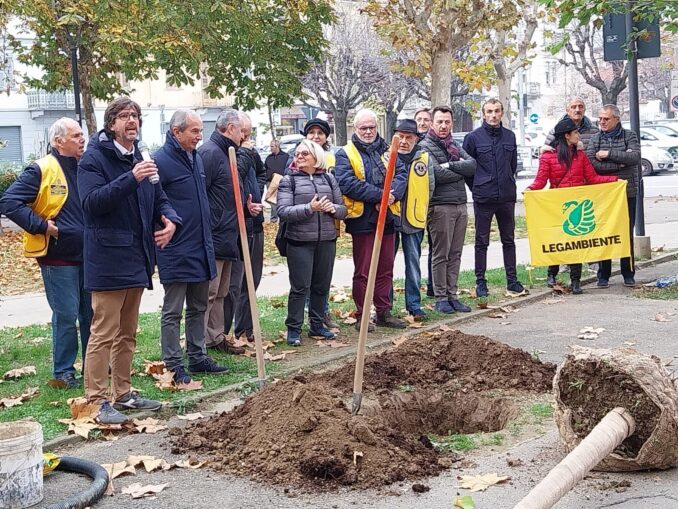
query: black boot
[
  {"left": 546, "top": 274, "right": 556, "bottom": 288},
  {"left": 571, "top": 279, "right": 583, "bottom": 295}
]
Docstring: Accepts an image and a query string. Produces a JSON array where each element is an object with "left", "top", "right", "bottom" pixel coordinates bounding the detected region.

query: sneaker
[
  {"left": 506, "top": 281, "right": 529, "bottom": 295},
  {"left": 571, "top": 280, "right": 583, "bottom": 295},
  {"left": 189, "top": 357, "right": 229, "bottom": 374},
  {"left": 308, "top": 326, "right": 336, "bottom": 340},
  {"left": 623, "top": 277, "right": 636, "bottom": 287},
  {"left": 435, "top": 300, "right": 455, "bottom": 314},
  {"left": 171, "top": 365, "right": 192, "bottom": 385},
  {"left": 376, "top": 311, "right": 407, "bottom": 329},
  {"left": 596, "top": 278, "right": 609, "bottom": 289},
  {"left": 55, "top": 373, "right": 81, "bottom": 390},
  {"left": 287, "top": 329, "right": 302, "bottom": 346},
  {"left": 449, "top": 299, "right": 471, "bottom": 313},
  {"left": 476, "top": 281, "right": 489, "bottom": 298},
  {"left": 546, "top": 274, "right": 556, "bottom": 288},
  {"left": 409, "top": 308, "right": 427, "bottom": 319},
  {"left": 323, "top": 312, "right": 339, "bottom": 329},
  {"left": 209, "top": 338, "right": 245, "bottom": 355},
  {"left": 96, "top": 401, "right": 130, "bottom": 425},
  {"left": 113, "top": 391, "right": 162, "bottom": 412},
  {"left": 354, "top": 321, "right": 376, "bottom": 333}
]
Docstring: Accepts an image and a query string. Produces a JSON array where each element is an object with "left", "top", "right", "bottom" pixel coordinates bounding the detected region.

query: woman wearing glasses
[{"left": 276, "top": 140, "right": 347, "bottom": 346}]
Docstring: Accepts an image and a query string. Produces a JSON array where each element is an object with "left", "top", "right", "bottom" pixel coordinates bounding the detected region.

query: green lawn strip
[
  {"left": 632, "top": 285, "right": 678, "bottom": 301},
  {"left": 0, "top": 263, "right": 550, "bottom": 441}
]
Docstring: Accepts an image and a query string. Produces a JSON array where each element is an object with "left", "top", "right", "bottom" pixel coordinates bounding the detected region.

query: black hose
[{"left": 45, "top": 456, "right": 109, "bottom": 509}]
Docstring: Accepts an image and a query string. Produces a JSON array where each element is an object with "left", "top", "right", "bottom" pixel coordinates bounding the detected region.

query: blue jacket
[
  {"left": 77, "top": 130, "right": 181, "bottom": 291},
  {"left": 0, "top": 150, "right": 84, "bottom": 263},
  {"left": 154, "top": 132, "right": 216, "bottom": 284},
  {"left": 463, "top": 122, "right": 518, "bottom": 203},
  {"left": 198, "top": 131, "right": 248, "bottom": 261},
  {"left": 335, "top": 138, "right": 407, "bottom": 235}
]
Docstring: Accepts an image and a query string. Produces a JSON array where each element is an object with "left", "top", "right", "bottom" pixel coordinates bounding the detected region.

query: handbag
[{"left": 274, "top": 175, "right": 295, "bottom": 257}]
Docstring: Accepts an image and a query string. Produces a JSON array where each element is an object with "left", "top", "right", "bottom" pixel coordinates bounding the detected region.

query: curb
[{"left": 44, "top": 251, "right": 678, "bottom": 452}]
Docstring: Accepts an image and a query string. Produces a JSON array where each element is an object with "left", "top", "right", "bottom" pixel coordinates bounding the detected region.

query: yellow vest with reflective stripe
[
  {"left": 325, "top": 152, "right": 336, "bottom": 174},
  {"left": 404, "top": 151, "right": 430, "bottom": 229},
  {"left": 22, "top": 154, "right": 68, "bottom": 257},
  {"left": 342, "top": 142, "right": 400, "bottom": 219}
]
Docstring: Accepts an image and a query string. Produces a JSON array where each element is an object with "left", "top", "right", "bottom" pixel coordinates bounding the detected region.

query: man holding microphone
[{"left": 78, "top": 97, "right": 181, "bottom": 424}]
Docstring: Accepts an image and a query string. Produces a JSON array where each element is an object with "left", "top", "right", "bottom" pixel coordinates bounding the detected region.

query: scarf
[
  {"left": 351, "top": 133, "right": 388, "bottom": 185},
  {"left": 601, "top": 123, "right": 622, "bottom": 140},
  {"left": 427, "top": 127, "right": 459, "bottom": 161},
  {"left": 398, "top": 144, "right": 419, "bottom": 166}
]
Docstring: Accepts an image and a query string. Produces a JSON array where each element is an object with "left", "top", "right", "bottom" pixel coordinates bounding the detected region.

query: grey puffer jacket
[
  {"left": 586, "top": 128, "right": 640, "bottom": 198},
  {"left": 419, "top": 133, "right": 476, "bottom": 206},
  {"left": 277, "top": 170, "right": 347, "bottom": 242}
]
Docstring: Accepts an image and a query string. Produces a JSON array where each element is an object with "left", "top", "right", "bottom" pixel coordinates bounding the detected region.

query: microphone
[{"left": 138, "top": 141, "right": 159, "bottom": 184}]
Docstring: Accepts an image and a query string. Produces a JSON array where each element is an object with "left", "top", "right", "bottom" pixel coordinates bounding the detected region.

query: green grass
[
  {"left": 633, "top": 285, "right": 678, "bottom": 301},
  {"left": 528, "top": 402, "right": 554, "bottom": 418},
  {"left": 430, "top": 431, "right": 505, "bottom": 452},
  {"left": 0, "top": 263, "right": 547, "bottom": 441}
]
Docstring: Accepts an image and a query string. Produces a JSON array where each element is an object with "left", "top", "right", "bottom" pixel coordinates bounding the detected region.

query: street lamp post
[{"left": 59, "top": 15, "right": 85, "bottom": 127}]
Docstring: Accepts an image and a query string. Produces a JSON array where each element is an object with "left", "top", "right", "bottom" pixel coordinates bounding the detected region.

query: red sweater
[{"left": 528, "top": 149, "right": 618, "bottom": 190}]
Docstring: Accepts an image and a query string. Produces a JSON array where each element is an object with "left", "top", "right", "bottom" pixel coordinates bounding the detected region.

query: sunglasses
[{"left": 294, "top": 150, "right": 311, "bottom": 158}]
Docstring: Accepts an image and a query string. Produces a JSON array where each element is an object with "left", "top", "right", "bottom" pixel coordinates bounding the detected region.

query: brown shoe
[
  {"left": 323, "top": 312, "right": 339, "bottom": 329},
  {"left": 354, "top": 320, "right": 376, "bottom": 333},
  {"left": 376, "top": 310, "right": 407, "bottom": 329},
  {"left": 209, "top": 339, "right": 245, "bottom": 355}
]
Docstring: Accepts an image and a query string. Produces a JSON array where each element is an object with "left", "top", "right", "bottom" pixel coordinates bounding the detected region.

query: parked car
[
  {"left": 278, "top": 134, "right": 304, "bottom": 154},
  {"left": 621, "top": 124, "right": 678, "bottom": 162},
  {"left": 643, "top": 123, "right": 678, "bottom": 137},
  {"left": 639, "top": 145, "right": 675, "bottom": 176}
]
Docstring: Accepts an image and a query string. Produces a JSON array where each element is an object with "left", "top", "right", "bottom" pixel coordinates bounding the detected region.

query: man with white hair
[
  {"left": 335, "top": 109, "right": 408, "bottom": 330},
  {"left": 0, "top": 117, "right": 90, "bottom": 389}
]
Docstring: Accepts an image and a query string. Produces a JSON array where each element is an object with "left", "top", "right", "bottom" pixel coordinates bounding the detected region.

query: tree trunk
[
  {"left": 78, "top": 67, "right": 97, "bottom": 136},
  {"left": 334, "top": 109, "right": 349, "bottom": 146},
  {"left": 601, "top": 90, "right": 619, "bottom": 106},
  {"left": 431, "top": 48, "right": 453, "bottom": 107},
  {"left": 267, "top": 101, "right": 276, "bottom": 140},
  {"left": 384, "top": 109, "right": 398, "bottom": 142},
  {"left": 495, "top": 62, "right": 512, "bottom": 127}
]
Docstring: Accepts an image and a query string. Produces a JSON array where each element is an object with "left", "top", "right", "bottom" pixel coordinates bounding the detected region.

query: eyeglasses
[
  {"left": 117, "top": 112, "right": 139, "bottom": 121},
  {"left": 598, "top": 117, "right": 614, "bottom": 122},
  {"left": 294, "top": 150, "right": 311, "bottom": 158},
  {"left": 357, "top": 125, "right": 377, "bottom": 132}
]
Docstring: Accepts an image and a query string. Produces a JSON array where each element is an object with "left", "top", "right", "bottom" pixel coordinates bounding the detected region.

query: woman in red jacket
[{"left": 527, "top": 117, "right": 618, "bottom": 294}]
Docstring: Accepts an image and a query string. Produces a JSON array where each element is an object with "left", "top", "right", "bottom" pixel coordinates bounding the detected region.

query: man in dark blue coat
[
  {"left": 198, "top": 108, "right": 252, "bottom": 354},
  {"left": 463, "top": 98, "right": 527, "bottom": 298},
  {"left": 155, "top": 110, "right": 227, "bottom": 385},
  {"left": 0, "top": 117, "right": 90, "bottom": 389},
  {"left": 78, "top": 97, "right": 181, "bottom": 424}
]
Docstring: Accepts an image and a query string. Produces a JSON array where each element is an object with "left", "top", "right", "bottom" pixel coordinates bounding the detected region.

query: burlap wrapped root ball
[{"left": 554, "top": 346, "right": 678, "bottom": 471}]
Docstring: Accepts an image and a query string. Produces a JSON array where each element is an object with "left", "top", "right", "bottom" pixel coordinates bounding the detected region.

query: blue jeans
[
  {"left": 396, "top": 230, "right": 425, "bottom": 313},
  {"left": 40, "top": 264, "right": 92, "bottom": 378}
]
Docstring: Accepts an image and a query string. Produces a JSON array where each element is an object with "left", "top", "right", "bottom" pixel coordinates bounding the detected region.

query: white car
[
  {"left": 639, "top": 144, "right": 675, "bottom": 176},
  {"left": 621, "top": 124, "right": 678, "bottom": 163}
]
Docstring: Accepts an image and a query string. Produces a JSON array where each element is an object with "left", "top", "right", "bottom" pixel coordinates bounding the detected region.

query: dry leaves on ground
[
  {"left": 177, "top": 413, "right": 205, "bottom": 421},
  {"left": 144, "top": 361, "right": 203, "bottom": 391},
  {"left": 121, "top": 482, "right": 169, "bottom": 499},
  {"left": 0, "top": 387, "right": 39, "bottom": 408},
  {"left": 133, "top": 418, "right": 167, "bottom": 434},
  {"left": 0, "top": 230, "right": 44, "bottom": 295},
  {"left": 544, "top": 298, "right": 564, "bottom": 305},
  {"left": 453, "top": 495, "right": 476, "bottom": 509},
  {"left": 655, "top": 312, "right": 672, "bottom": 322},
  {"left": 315, "top": 340, "right": 351, "bottom": 348},
  {"left": 458, "top": 473, "right": 511, "bottom": 492},
  {"left": 3, "top": 365, "right": 37, "bottom": 379},
  {"left": 578, "top": 326, "right": 606, "bottom": 340},
  {"left": 330, "top": 290, "right": 351, "bottom": 303},
  {"left": 551, "top": 282, "right": 571, "bottom": 295},
  {"left": 403, "top": 315, "right": 424, "bottom": 328},
  {"left": 391, "top": 336, "right": 408, "bottom": 347}
]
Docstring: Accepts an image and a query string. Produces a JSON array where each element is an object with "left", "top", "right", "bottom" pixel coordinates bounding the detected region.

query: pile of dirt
[
  {"left": 173, "top": 330, "right": 556, "bottom": 490},
  {"left": 318, "top": 329, "right": 556, "bottom": 394},
  {"left": 557, "top": 359, "right": 661, "bottom": 457}
]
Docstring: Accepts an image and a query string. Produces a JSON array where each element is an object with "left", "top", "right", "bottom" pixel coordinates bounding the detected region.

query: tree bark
[
  {"left": 334, "top": 109, "right": 349, "bottom": 146},
  {"left": 384, "top": 109, "right": 398, "bottom": 141},
  {"left": 76, "top": 53, "right": 97, "bottom": 136},
  {"left": 267, "top": 101, "right": 276, "bottom": 140},
  {"left": 495, "top": 62, "right": 512, "bottom": 126},
  {"left": 430, "top": 48, "right": 452, "bottom": 107}
]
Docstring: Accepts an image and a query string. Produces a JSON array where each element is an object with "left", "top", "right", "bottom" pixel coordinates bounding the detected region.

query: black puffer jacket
[
  {"left": 419, "top": 134, "right": 476, "bottom": 206},
  {"left": 586, "top": 127, "right": 640, "bottom": 198},
  {"left": 277, "top": 170, "right": 347, "bottom": 242}
]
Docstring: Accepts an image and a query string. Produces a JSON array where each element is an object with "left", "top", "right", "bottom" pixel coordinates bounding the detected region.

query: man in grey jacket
[
  {"left": 586, "top": 104, "right": 641, "bottom": 288},
  {"left": 543, "top": 97, "right": 599, "bottom": 150},
  {"left": 420, "top": 106, "right": 476, "bottom": 314}
]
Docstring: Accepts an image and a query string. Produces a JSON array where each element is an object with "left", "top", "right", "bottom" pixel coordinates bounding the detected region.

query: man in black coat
[{"left": 264, "top": 140, "right": 287, "bottom": 223}]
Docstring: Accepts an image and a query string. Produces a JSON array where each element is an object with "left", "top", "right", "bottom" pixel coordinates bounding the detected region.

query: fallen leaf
[
  {"left": 177, "top": 413, "right": 204, "bottom": 421},
  {"left": 279, "top": 349, "right": 298, "bottom": 355},
  {"left": 330, "top": 291, "right": 350, "bottom": 303},
  {"left": 47, "top": 379, "right": 68, "bottom": 389},
  {"left": 133, "top": 418, "right": 167, "bottom": 434},
  {"left": 468, "top": 288, "right": 478, "bottom": 299},
  {"left": 3, "top": 365, "right": 37, "bottom": 379},
  {"left": 58, "top": 418, "right": 98, "bottom": 439},
  {"left": 143, "top": 360, "right": 166, "bottom": 376},
  {"left": 487, "top": 312, "right": 508, "bottom": 319},
  {"left": 263, "top": 352, "right": 286, "bottom": 361},
  {"left": 121, "top": 482, "right": 168, "bottom": 499},
  {"left": 438, "top": 324, "right": 452, "bottom": 332},
  {"left": 175, "top": 459, "right": 205, "bottom": 469},
  {"left": 651, "top": 245, "right": 665, "bottom": 253},
  {"left": 0, "top": 387, "right": 39, "bottom": 408},
  {"left": 315, "top": 340, "right": 350, "bottom": 348},
  {"left": 551, "top": 282, "right": 571, "bottom": 295},
  {"left": 454, "top": 495, "right": 476, "bottom": 509},
  {"left": 477, "top": 302, "right": 488, "bottom": 309},
  {"left": 655, "top": 313, "right": 671, "bottom": 322},
  {"left": 342, "top": 316, "right": 357, "bottom": 325},
  {"left": 391, "top": 336, "right": 408, "bottom": 347},
  {"left": 544, "top": 298, "right": 564, "bottom": 305},
  {"left": 126, "top": 455, "right": 157, "bottom": 468},
  {"left": 67, "top": 397, "right": 100, "bottom": 419},
  {"left": 458, "top": 473, "right": 510, "bottom": 492},
  {"left": 102, "top": 461, "right": 136, "bottom": 479}
]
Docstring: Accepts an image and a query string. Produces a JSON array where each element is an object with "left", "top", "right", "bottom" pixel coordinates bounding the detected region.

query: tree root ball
[{"left": 554, "top": 346, "right": 678, "bottom": 471}]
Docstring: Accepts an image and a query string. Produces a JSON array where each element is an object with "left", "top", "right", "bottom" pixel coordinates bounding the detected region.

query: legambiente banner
[{"left": 524, "top": 181, "right": 631, "bottom": 266}]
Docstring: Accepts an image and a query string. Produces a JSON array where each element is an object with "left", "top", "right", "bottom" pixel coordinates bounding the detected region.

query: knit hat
[
  {"left": 301, "top": 118, "right": 331, "bottom": 137},
  {"left": 394, "top": 118, "right": 418, "bottom": 134},
  {"left": 553, "top": 117, "right": 578, "bottom": 137}
]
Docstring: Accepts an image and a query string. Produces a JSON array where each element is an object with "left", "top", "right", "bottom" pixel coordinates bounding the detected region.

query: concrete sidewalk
[{"left": 2, "top": 218, "right": 678, "bottom": 328}]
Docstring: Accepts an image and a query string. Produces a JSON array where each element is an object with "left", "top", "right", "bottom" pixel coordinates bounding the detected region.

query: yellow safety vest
[
  {"left": 22, "top": 154, "right": 68, "bottom": 257},
  {"left": 404, "top": 151, "right": 430, "bottom": 229},
  {"left": 325, "top": 152, "right": 336, "bottom": 174},
  {"left": 342, "top": 142, "right": 400, "bottom": 219}
]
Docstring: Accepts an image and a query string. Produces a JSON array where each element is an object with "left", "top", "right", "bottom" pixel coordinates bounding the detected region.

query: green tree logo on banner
[{"left": 562, "top": 199, "right": 596, "bottom": 236}]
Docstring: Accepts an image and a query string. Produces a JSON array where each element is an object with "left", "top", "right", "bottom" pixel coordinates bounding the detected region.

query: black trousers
[
  {"left": 598, "top": 196, "right": 636, "bottom": 281},
  {"left": 548, "top": 263, "right": 582, "bottom": 281},
  {"left": 285, "top": 240, "right": 336, "bottom": 332},
  {"left": 474, "top": 201, "right": 518, "bottom": 284}
]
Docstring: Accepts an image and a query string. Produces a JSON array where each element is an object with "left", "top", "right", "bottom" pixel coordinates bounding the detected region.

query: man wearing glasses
[
  {"left": 335, "top": 109, "right": 408, "bottom": 330},
  {"left": 78, "top": 97, "right": 181, "bottom": 424},
  {"left": 586, "top": 104, "right": 641, "bottom": 288}
]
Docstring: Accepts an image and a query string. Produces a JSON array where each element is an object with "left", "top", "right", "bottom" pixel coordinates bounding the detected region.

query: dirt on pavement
[{"left": 173, "top": 329, "right": 556, "bottom": 491}]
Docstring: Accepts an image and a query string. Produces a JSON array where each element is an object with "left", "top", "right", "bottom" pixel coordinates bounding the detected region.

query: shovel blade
[{"left": 352, "top": 392, "right": 363, "bottom": 416}]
